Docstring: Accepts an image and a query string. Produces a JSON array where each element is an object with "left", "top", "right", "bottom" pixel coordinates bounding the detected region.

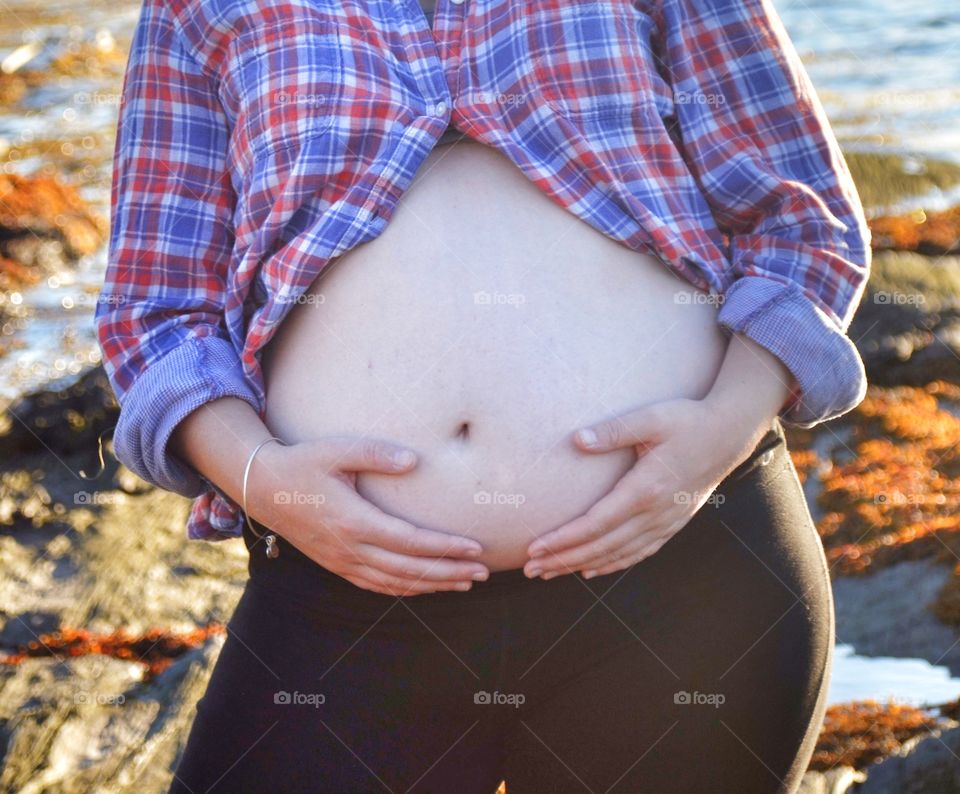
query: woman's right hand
[{"left": 245, "top": 435, "right": 490, "bottom": 596}]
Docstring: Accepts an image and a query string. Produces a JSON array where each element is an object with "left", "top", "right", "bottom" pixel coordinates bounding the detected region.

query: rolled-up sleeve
[
  {"left": 94, "top": 0, "right": 260, "bottom": 496},
  {"left": 656, "top": 0, "right": 871, "bottom": 427}
]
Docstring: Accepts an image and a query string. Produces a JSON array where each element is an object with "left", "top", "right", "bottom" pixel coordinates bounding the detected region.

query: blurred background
[{"left": 1, "top": 0, "right": 959, "bottom": 790}]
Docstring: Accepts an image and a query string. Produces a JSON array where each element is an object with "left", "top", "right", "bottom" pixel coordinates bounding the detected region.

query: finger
[
  {"left": 347, "top": 570, "right": 473, "bottom": 596},
  {"left": 317, "top": 435, "right": 421, "bottom": 475},
  {"left": 526, "top": 514, "right": 649, "bottom": 578},
  {"left": 527, "top": 475, "right": 653, "bottom": 560},
  {"left": 577, "top": 533, "right": 653, "bottom": 578},
  {"left": 359, "top": 543, "right": 489, "bottom": 584},
  {"left": 357, "top": 573, "right": 471, "bottom": 596},
  {"left": 574, "top": 403, "right": 664, "bottom": 453},
  {"left": 346, "top": 498, "right": 484, "bottom": 559},
  {"left": 582, "top": 523, "right": 681, "bottom": 578}
]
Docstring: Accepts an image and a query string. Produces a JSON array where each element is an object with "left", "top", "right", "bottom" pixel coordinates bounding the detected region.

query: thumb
[
  {"left": 315, "top": 435, "right": 418, "bottom": 474},
  {"left": 574, "top": 404, "right": 664, "bottom": 452}
]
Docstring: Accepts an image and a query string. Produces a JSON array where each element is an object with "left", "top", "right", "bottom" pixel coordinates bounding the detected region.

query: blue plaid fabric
[{"left": 96, "top": 0, "right": 871, "bottom": 540}]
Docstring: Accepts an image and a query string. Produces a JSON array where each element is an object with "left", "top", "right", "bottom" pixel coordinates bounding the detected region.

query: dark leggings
[{"left": 170, "top": 418, "right": 833, "bottom": 793}]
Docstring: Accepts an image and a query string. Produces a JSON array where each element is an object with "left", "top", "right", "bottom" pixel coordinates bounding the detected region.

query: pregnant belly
[{"left": 260, "top": 139, "right": 729, "bottom": 571}]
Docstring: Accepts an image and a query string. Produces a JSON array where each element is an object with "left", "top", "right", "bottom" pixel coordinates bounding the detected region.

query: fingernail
[
  {"left": 541, "top": 571, "right": 559, "bottom": 580},
  {"left": 472, "top": 570, "right": 488, "bottom": 581},
  {"left": 464, "top": 545, "right": 482, "bottom": 557},
  {"left": 577, "top": 428, "right": 599, "bottom": 448},
  {"left": 527, "top": 566, "right": 543, "bottom": 578},
  {"left": 582, "top": 570, "right": 597, "bottom": 579},
  {"left": 455, "top": 582, "right": 472, "bottom": 591},
  {"left": 393, "top": 450, "right": 416, "bottom": 466}
]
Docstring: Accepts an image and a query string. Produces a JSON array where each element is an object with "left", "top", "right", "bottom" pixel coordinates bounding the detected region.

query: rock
[
  {"left": 0, "top": 634, "right": 225, "bottom": 793},
  {"left": 0, "top": 255, "right": 41, "bottom": 291},
  {"left": 0, "top": 364, "right": 118, "bottom": 461},
  {"left": 0, "top": 172, "right": 107, "bottom": 268},
  {"left": 0, "top": 611, "right": 61, "bottom": 650},
  {"left": 832, "top": 559, "right": 960, "bottom": 676},
  {"left": 844, "top": 151, "right": 960, "bottom": 212},
  {"left": 857, "top": 725, "right": 960, "bottom": 792},
  {"left": 0, "top": 654, "right": 145, "bottom": 792},
  {"left": 0, "top": 475, "right": 247, "bottom": 790},
  {"left": 850, "top": 250, "right": 960, "bottom": 387}
]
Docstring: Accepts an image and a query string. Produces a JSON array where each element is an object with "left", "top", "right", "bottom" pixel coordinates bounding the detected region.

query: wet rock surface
[
  {"left": 850, "top": 250, "right": 960, "bottom": 387},
  {"left": 856, "top": 725, "right": 960, "bottom": 793},
  {"left": 832, "top": 560, "right": 960, "bottom": 675},
  {"left": 0, "top": 438, "right": 248, "bottom": 791},
  {"left": 0, "top": 173, "right": 107, "bottom": 266}
]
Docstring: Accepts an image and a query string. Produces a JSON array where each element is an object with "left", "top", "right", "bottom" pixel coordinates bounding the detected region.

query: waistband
[{"left": 726, "top": 415, "right": 786, "bottom": 482}]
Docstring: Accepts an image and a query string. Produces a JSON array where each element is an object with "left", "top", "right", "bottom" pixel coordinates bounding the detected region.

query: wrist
[
  {"left": 709, "top": 334, "right": 793, "bottom": 418},
  {"left": 699, "top": 390, "right": 765, "bottom": 449},
  {"left": 244, "top": 437, "right": 289, "bottom": 525}
]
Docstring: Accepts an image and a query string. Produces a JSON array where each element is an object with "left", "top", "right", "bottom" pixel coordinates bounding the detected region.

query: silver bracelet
[{"left": 242, "top": 436, "right": 285, "bottom": 559}]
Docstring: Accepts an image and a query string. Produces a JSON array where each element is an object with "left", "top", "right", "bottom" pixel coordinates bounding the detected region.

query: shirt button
[{"left": 433, "top": 100, "right": 447, "bottom": 116}]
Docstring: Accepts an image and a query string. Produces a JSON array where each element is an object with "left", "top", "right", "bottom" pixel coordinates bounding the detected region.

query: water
[
  {"left": 0, "top": 0, "right": 140, "bottom": 402},
  {"left": 780, "top": 0, "right": 960, "bottom": 167},
  {"left": 830, "top": 644, "right": 960, "bottom": 709}
]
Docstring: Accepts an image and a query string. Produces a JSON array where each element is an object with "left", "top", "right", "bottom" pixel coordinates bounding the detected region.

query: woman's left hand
[{"left": 523, "top": 396, "right": 762, "bottom": 580}]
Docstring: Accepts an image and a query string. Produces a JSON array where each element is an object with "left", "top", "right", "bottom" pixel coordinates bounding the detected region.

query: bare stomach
[{"left": 260, "top": 139, "right": 728, "bottom": 571}]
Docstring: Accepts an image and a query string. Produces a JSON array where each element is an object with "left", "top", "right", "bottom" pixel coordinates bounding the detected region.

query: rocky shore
[{"left": 3, "top": 9, "right": 960, "bottom": 791}]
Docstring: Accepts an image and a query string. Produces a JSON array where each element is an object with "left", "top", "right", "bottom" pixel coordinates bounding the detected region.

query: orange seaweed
[
  {"left": 868, "top": 206, "right": 960, "bottom": 254},
  {"left": 810, "top": 700, "right": 940, "bottom": 771},
  {"left": 0, "top": 623, "right": 225, "bottom": 681},
  {"left": 797, "top": 383, "right": 960, "bottom": 577}
]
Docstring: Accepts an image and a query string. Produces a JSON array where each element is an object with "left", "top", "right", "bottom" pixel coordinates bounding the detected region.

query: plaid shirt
[{"left": 95, "top": 0, "right": 871, "bottom": 541}]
